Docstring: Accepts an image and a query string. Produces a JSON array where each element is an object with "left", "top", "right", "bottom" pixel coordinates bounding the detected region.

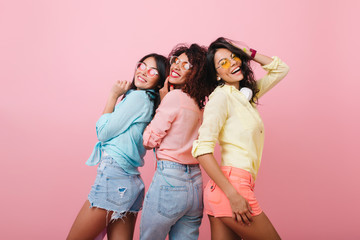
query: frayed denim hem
[
  {"left": 88, "top": 200, "right": 139, "bottom": 224},
  {"left": 110, "top": 210, "right": 138, "bottom": 223}
]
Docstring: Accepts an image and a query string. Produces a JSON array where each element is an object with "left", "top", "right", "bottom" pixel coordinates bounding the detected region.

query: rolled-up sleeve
[
  {"left": 192, "top": 89, "right": 228, "bottom": 157},
  {"left": 143, "top": 91, "right": 178, "bottom": 149},
  {"left": 257, "top": 56, "right": 290, "bottom": 98},
  {"left": 96, "top": 91, "right": 149, "bottom": 142}
]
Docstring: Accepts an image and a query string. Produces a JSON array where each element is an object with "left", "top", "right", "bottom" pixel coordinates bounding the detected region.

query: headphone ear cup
[{"left": 239, "top": 87, "right": 253, "bottom": 101}]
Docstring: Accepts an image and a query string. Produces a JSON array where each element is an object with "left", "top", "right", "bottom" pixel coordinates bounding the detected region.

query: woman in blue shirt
[{"left": 67, "top": 53, "right": 169, "bottom": 240}]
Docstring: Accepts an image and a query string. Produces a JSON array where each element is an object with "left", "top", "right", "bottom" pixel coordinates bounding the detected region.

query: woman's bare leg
[
  {"left": 107, "top": 212, "right": 137, "bottom": 240},
  {"left": 220, "top": 212, "right": 280, "bottom": 240},
  {"left": 209, "top": 215, "right": 242, "bottom": 240},
  {"left": 67, "top": 200, "right": 109, "bottom": 240}
]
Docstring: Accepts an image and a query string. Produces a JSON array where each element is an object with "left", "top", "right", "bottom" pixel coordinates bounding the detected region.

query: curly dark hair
[
  {"left": 207, "top": 37, "right": 259, "bottom": 104},
  {"left": 127, "top": 53, "right": 169, "bottom": 116},
  {"left": 168, "top": 43, "right": 212, "bottom": 109}
]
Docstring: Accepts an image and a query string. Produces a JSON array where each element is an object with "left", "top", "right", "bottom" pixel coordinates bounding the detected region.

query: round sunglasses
[
  {"left": 135, "top": 62, "right": 159, "bottom": 78},
  {"left": 169, "top": 56, "right": 193, "bottom": 70}
]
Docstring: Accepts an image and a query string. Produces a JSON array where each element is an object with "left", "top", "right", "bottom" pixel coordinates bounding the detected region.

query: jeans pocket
[
  {"left": 106, "top": 176, "right": 133, "bottom": 206},
  {"left": 194, "top": 183, "right": 204, "bottom": 214},
  {"left": 158, "top": 185, "right": 188, "bottom": 218}
]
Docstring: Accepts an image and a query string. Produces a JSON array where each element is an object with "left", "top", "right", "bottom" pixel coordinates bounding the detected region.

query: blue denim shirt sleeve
[
  {"left": 86, "top": 90, "right": 153, "bottom": 166},
  {"left": 96, "top": 90, "right": 150, "bottom": 142}
]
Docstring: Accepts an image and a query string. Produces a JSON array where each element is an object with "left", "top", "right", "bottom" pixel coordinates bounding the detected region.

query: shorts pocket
[
  {"left": 206, "top": 180, "right": 221, "bottom": 204},
  {"left": 232, "top": 179, "right": 253, "bottom": 199},
  {"left": 158, "top": 185, "right": 188, "bottom": 218},
  {"left": 106, "top": 176, "right": 133, "bottom": 206}
]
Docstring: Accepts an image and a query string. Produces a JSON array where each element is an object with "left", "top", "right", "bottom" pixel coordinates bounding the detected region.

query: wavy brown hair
[
  {"left": 168, "top": 44, "right": 212, "bottom": 109},
  {"left": 207, "top": 37, "right": 259, "bottom": 104}
]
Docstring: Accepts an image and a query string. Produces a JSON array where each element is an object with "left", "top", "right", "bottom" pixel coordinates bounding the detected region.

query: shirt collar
[{"left": 221, "top": 84, "right": 238, "bottom": 93}]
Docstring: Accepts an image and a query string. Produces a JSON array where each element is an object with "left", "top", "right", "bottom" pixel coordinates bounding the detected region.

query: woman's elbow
[
  {"left": 281, "top": 62, "right": 290, "bottom": 77},
  {"left": 143, "top": 139, "right": 158, "bottom": 149},
  {"left": 144, "top": 145, "right": 153, "bottom": 150},
  {"left": 97, "top": 132, "right": 110, "bottom": 142}
]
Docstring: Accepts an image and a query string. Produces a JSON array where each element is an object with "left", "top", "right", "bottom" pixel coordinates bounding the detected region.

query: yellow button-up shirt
[{"left": 192, "top": 57, "right": 289, "bottom": 180}]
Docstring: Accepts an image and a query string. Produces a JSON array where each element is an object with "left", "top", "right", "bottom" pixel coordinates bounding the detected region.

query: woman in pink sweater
[{"left": 139, "top": 44, "right": 214, "bottom": 240}]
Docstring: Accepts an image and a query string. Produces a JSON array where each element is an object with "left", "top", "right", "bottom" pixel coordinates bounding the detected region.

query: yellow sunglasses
[{"left": 216, "top": 53, "right": 241, "bottom": 69}]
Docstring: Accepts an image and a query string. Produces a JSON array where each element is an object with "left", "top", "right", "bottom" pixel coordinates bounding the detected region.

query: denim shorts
[
  {"left": 88, "top": 155, "right": 145, "bottom": 220},
  {"left": 140, "top": 160, "right": 203, "bottom": 240}
]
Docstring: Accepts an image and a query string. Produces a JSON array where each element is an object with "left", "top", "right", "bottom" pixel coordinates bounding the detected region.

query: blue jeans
[{"left": 140, "top": 160, "right": 203, "bottom": 240}]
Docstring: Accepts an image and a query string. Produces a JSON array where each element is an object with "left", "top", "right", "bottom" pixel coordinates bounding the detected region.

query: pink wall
[{"left": 1, "top": 0, "right": 359, "bottom": 239}]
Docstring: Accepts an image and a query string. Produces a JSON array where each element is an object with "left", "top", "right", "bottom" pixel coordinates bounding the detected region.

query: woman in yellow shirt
[{"left": 192, "top": 37, "right": 289, "bottom": 239}]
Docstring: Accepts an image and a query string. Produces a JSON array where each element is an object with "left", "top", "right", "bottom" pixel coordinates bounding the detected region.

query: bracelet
[{"left": 249, "top": 48, "right": 257, "bottom": 59}]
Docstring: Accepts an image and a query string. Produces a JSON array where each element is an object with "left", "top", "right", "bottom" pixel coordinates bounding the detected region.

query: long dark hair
[
  {"left": 127, "top": 53, "right": 169, "bottom": 116},
  {"left": 168, "top": 44, "right": 211, "bottom": 109},
  {"left": 207, "top": 37, "right": 259, "bottom": 104}
]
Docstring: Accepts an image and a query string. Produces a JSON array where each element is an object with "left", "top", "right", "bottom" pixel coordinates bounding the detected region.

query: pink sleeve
[{"left": 143, "top": 91, "right": 179, "bottom": 148}]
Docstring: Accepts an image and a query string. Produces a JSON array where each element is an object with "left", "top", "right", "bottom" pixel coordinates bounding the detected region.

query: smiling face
[
  {"left": 134, "top": 57, "right": 160, "bottom": 90},
  {"left": 214, "top": 48, "right": 244, "bottom": 89},
  {"left": 168, "top": 53, "right": 191, "bottom": 87}
]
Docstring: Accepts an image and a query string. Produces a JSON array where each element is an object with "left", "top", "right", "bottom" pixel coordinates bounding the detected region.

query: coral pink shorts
[{"left": 204, "top": 166, "right": 262, "bottom": 217}]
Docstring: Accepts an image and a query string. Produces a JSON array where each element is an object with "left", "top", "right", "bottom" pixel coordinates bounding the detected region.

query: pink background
[{"left": 1, "top": 0, "right": 359, "bottom": 239}]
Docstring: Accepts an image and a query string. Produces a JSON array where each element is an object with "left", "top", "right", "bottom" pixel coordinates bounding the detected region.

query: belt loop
[
  {"left": 153, "top": 148, "right": 157, "bottom": 170},
  {"left": 158, "top": 161, "right": 163, "bottom": 171},
  {"left": 228, "top": 167, "right": 232, "bottom": 177}
]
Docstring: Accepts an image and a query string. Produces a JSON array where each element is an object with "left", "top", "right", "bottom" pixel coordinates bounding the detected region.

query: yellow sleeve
[
  {"left": 256, "top": 56, "right": 290, "bottom": 98},
  {"left": 192, "top": 87, "right": 228, "bottom": 157}
]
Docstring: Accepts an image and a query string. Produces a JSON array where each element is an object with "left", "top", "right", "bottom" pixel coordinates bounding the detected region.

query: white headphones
[{"left": 239, "top": 87, "right": 253, "bottom": 101}]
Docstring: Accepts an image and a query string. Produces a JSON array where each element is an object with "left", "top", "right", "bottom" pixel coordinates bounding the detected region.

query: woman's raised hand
[
  {"left": 111, "top": 80, "right": 132, "bottom": 98},
  {"left": 159, "top": 76, "right": 174, "bottom": 101}
]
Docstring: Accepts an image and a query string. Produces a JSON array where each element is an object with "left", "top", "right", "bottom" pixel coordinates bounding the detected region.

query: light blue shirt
[{"left": 86, "top": 89, "right": 156, "bottom": 175}]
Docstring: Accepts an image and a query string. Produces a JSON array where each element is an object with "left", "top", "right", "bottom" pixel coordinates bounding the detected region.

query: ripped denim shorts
[{"left": 88, "top": 155, "right": 145, "bottom": 221}]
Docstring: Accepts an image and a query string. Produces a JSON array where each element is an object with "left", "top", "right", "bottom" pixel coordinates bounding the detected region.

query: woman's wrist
[
  {"left": 224, "top": 186, "right": 239, "bottom": 199},
  {"left": 242, "top": 47, "right": 255, "bottom": 59},
  {"left": 249, "top": 48, "right": 257, "bottom": 59},
  {"left": 109, "top": 92, "right": 121, "bottom": 100}
]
